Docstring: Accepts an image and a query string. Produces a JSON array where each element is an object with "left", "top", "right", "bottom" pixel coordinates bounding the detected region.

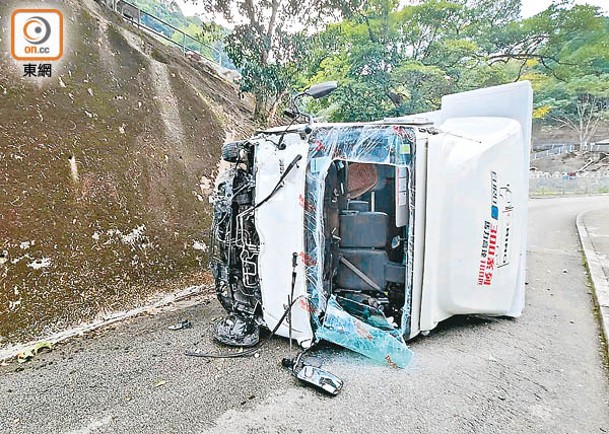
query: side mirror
[
  {"left": 304, "top": 81, "right": 338, "bottom": 99},
  {"left": 284, "top": 108, "right": 298, "bottom": 119},
  {"left": 284, "top": 81, "right": 338, "bottom": 129},
  {"left": 295, "top": 364, "right": 344, "bottom": 396},
  {"left": 283, "top": 356, "right": 344, "bottom": 396}
]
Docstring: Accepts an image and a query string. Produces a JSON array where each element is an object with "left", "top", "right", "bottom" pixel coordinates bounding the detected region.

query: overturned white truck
[{"left": 208, "top": 82, "right": 533, "bottom": 370}]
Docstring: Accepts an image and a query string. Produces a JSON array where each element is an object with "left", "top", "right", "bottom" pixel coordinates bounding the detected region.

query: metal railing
[
  {"left": 532, "top": 143, "right": 572, "bottom": 151},
  {"left": 105, "top": 0, "right": 225, "bottom": 67},
  {"left": 531, "top": 144, "right": 575, "bottom": 160},
  {"left": 581, "top": 143, "right": 609, "bottom": 153},
  {"left": 531, "top": 143, "right": 609, "bottom": 160},
  {"left": 530, "top": 171, "right": 609, "bottom": 195}
]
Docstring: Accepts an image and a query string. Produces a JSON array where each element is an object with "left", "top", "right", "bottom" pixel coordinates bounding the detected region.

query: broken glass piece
[{"left": 317, "top": 296, "right": 413, "bottom": 368}]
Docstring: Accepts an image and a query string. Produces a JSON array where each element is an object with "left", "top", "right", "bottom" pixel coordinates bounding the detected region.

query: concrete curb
[
  {"left": 576, "top": 211, "right": 609, "bottom": 353},
  {"left": 0, "top": 284, "right": 211, "bottom": 362}
]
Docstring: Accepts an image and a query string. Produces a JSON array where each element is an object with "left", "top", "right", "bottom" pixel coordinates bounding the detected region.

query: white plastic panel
[
  {"left": 395, "top": 166, "right": 409, "bottom": 227},
  {"left": 420, "top": 117, "right": 528, "bottom": 332},
  {"left": 407, "top": 132, "right": 428, "bottom": 339},
  {"left": 439, "top": 81, "right": 533, "bottom": 150},
  {"left": 254, "top": 135, "right": 313, "bottom": 345}
]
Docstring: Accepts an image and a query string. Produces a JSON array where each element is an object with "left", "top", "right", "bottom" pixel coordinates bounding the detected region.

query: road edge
[
  {"left": 0, "top": 284, "right": 211, "bottom": 362},
  {"left": 576, "top": 210, "right": 609, "bottom": 355}
]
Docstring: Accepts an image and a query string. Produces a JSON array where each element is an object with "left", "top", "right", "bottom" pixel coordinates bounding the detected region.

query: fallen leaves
[{"left": 16, "top": 341, "right": 53, "bottom": 364}]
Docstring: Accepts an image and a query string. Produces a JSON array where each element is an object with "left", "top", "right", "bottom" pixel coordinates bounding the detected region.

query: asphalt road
[{"left": 2, "top": 196, "right": 609, "bottom": 434}]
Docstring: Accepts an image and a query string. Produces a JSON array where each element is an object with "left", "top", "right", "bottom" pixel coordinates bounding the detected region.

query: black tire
[{"left": 222, "top": 141, "right": 241, "bottom": 162}]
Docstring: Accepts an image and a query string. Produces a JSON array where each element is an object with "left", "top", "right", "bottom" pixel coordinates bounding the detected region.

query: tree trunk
[
  {"left": 254, "top": 93, "right": 269, "bottom": 125},
  {"left": 267, "top": 89, "right": 289, "bottom": 125}
]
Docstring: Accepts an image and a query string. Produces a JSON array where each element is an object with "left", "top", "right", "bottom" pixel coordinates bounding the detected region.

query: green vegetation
[
  {"left": 144, "top": 0, "right": 609, "bottom": 131},
  {"left": 131, "top": 0, "right": 228, "bottom": 63},
  {"left": 296, "top": 0, "right": 609, "bottom": 137}
]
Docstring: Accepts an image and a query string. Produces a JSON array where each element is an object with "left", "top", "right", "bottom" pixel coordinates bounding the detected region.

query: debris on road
[
  {"left": 16, "top": 341, "right": 53, "bottom": 364},
  {"left": 168, "top": 319, "right": 192, "bottom": 331},
  {"left": 154, "top": 380, "right": 167, "bottom": 388},
  {"left": 214, "top": 313, "right": 259, "bottom": 347},
  {"left": 282, "top": 352, "right": 344, "bottom": 396}
]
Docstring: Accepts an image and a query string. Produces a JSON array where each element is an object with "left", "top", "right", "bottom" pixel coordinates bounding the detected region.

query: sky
[
  {"left": 176, "top": 0, "right": 609, "bottom": 19},
  {"left": 521, "top": 0, "right": 609, "bottom": 17}
]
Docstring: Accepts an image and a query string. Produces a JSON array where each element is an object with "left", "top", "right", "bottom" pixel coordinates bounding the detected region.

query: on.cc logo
[
  {"left": 11, "top": 9, "right": 63, "bottom": 61},
  {"left": 23, "top": 16, "right": 52, "bottom": 45}
]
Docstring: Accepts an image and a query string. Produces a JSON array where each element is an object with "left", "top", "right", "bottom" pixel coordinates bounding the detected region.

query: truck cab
[{"left": 208, "top": 82, "right": 533, "bottom": 366}]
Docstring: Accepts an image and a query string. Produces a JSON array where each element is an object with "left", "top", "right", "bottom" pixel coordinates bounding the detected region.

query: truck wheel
[{"left": 222, "top": 142, "right": 240, "bottom": 162}]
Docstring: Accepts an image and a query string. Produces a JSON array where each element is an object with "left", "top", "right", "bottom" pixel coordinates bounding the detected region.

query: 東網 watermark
[{"left": 10, "top": 8, "right": 64, "bottom": 78}]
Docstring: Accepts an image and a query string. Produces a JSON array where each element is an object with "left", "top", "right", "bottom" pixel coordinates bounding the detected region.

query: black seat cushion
[
  {"left": 339, "top": 212, "right": 388, "bottom": 248},
  {"left": 384, "top": 262, "right": 406, "bottom": 284},
  {"left": 347, "top": 200, "right": 370, "bottom": 212},
  {"left": 337, "top": 248, "right": 388, "bottom": 291}
]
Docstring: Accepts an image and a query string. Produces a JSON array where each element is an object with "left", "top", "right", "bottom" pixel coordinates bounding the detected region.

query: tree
[
  {"left": 188, "top": 0, "right": 375, "bottom": 124},
  {"left": 298, "top": 0, "right": 525, "bottom": 121},
  {"left": 525, "top": 6, "right": 609, "bottom": 143},
  {"left": 535, "top": 76, "right": 609, "bottom": 145},
  {"left": 184, "top": 0, "right": 608, "bottom": 130},
  {"left": 299, "top": 0, "right": 609, "bottom": 126},
  {"left": 184, "top": 1, "right": 309, "bottom": 123}
]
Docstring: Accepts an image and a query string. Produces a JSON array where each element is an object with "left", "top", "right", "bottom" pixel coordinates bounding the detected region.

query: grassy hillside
[
  {"left": 131, "top": 0, "right": 234, "bottom": 67},
  {"left": 0, "top": 0, "right": 253, "bottom": 345}
]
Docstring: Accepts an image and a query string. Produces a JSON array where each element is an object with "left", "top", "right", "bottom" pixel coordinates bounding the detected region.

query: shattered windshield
[{"left": 301, "top": 125, "right": 416, "bottom": 366}]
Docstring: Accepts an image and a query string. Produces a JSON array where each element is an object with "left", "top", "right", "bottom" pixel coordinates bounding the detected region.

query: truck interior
[{"left": 323, "top": 161, "right": 409, "bottom": 329}]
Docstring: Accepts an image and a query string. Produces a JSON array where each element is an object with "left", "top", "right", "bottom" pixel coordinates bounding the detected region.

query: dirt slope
[
  {"left": 0, "top": 0, "right": 254, "bottom": 345},
  {"left": 531, "top": 151, "right": 609, "bottom": 173},
  {"left": 533, "top": 124, "right": 609, "bottom": 145}
]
